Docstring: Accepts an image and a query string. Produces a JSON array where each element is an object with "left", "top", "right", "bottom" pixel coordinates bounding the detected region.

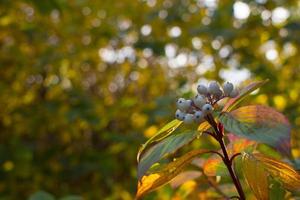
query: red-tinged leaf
[
  {"left": 169, "top": 171, "right": 202, "bottom": 188},
  {"left": 223, "top": 79, "right": 269, "bottom": 112},
  {"left": 254, "top": 153, "right": 300, "bottom": 191},
  {"left": 203, "top": 157, "right": 227, "bottom": 176},
  {"left": 219, "top": 105, "right": 291, "bottom": 157},
  {"left": 227, "top": 135, "right": 256, "bottom": 155},
  {"left": 137, "top": 130, "right": 199, "bottom": 180},
  {"left": 241, "top": 152, "right": 269, "bottom": 200},
  {"left": 137, "top": 119, "right": 183, "bottom": 162},
  {"left": 136, "top": 149, "right": 210, "bottom": 199}
]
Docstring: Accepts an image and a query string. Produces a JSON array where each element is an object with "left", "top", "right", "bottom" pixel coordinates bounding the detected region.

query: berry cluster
[{"left": 175, "top": 81, "right": 239, "bottom": 124}]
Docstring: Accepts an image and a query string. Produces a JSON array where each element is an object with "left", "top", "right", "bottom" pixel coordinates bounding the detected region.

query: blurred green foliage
[{"left": 0, "top": 0, "right": 300, "bottom": 199}]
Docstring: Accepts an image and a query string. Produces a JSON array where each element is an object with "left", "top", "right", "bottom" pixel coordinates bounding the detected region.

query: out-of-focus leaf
[
  {"left": 60, "top": 196, "right": 83, "bottom": 200},
  {"left": 136, "top": 149, "right": 209, "bottom": 199},
  {"left": 227, "top": 133, "right": 256, "bottom": 155},
  {"left": 30, "top": 0, "right": 62, "bottom": 13},
  {"left": 137, "top": 130, "right": 199, "bottom": 180},
  {"left": 169, "top": 170, "right": 202, "bottom": 188},
  {"left": 29, "top": 191, "right": 55, "bottom": 200},
  {"left": 137, "top": 119, "right": 182, "bottom": 162},
  {"left": 269, "top": 179, "right": 286, "bottom": 200},
  {"left": 220, "top": 105, "right": 291, "bottom": 156},
  {"left": 202, "top": 157, "right": 227, "bottom": 176},
  {"left": 241, "top": 152, "right": 269, "bottom": 200},
  {"left": 254, "top": 153, "right": 300, "bottom": 191},
  {"left": 222, "top": 80, "right": 269, "bottom": 112}
]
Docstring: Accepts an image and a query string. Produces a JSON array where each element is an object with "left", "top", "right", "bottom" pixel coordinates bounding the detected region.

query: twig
[
  {"left": 208, "top": 150, "right": 225, "bottom": 161},
  {"left": 203, "top": 130, "right": 217, "bottom": 140},
  {"left": 230, "top": 153, "right": 241, "bottom": 165},
  {"left": 206, "top": 113, "right": 246, "bottom": 200}
]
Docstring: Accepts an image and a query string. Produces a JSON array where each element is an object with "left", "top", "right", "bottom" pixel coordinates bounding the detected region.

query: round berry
[
  {"left": 194, "top": 95, "right": 206, "bottom": 108},
  {"left": 177, "top": 98, "right": 189, "bottom": 111},
  {"left": 185, "top": 99, "right": 193, "bottom": 107},
  {"left": 214, "top": 88, "right": 223, "bottom": 98},
  {"left": 202, "top": 103, "right": 213, "bottom": 114},
  {"left": 180, "top": 99, "right": 192, "bottom": 111},
  {"left": 223, "top": 82, "right": 234, "bottom": 96},
  {"left": 197, "top": 84, "right": 208, "bottom": 95},
  {"left": 208, "top": 81, "right": 221, "bottom": 95},
  {"left": 229, "top": 89, "right": 239, "bottom": 98},
  {"left": 194, "top": 111, "right": 204, "bottom": 123},
  {"left": 175, "top": 109, "right": 186, "bottom": 121},
  {"left": 183, "top": 114, "right": 194, "bottom": 124}
]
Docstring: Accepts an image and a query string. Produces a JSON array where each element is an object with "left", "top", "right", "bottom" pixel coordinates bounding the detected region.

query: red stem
[{"left": 206, "top": 114, "right": 246, "bottom": 200}]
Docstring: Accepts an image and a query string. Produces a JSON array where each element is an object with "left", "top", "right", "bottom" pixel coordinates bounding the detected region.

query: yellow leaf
[
  {"left": 197, "top": 121, "right": 211, "bottom": 132},
  {"left": 136, "top": 149, "right": 209, "bottom": 199},
  {"left": 241, "top": 153, "right": 269, "bottom": 200},
  {"left": 254, "top": 153, "right": 300, "bottom": 191}
]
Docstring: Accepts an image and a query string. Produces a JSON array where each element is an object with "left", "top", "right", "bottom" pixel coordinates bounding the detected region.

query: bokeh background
[{"left": 1, "top": 0, "right": 300, "bottom": 199}]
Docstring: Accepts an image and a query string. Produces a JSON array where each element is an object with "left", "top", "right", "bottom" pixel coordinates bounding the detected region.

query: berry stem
[{"left": 206, "top": 114, "right": 245, "bottom": 200}]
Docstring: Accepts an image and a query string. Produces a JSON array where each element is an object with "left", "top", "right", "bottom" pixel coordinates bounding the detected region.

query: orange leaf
[
  {"left": 241, "top": 152, "right": 269, "bottom": 200},
  {"left": 203, "top": 157, "right": 227, "bottom": 176},
  {"left": 136, "top": 149, "right": 209, "bottom": 199}
]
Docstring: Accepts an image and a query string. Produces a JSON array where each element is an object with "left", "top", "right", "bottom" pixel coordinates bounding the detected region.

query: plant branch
[
  {"left": 206, "top": 114, "right": 246, "bottom": 200},
  {"left": 203, "top": 130, "right": 217, "bottom": 140},
  {"left": 218, "top": 138, "right": 245, "bottom": 200},
  {"left": 208, "top": 150, "right": 225, "bottom": 160},
  {"left": 230, "top": 153, "right": 241, "bottom": 165}
]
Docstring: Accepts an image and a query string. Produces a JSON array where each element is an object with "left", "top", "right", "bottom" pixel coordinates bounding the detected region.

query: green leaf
[
  {"left": 222, "top": 80, "right": 269, "bottom": 112},
  {"left": 137, "top": 119, "right": 183, "bottom": 162},
  {"left": 219, "top": 105, "right": 291, "bottom": 156},
  {"left": 29, "top": 0, "right": 62, "bottom": 14},
  {"left": 241, "top": 152, "right": 269, "bottom": 200},
  {"left": 136, "top": 149, "right": 210, "bottom": 199},
  {"left": 60, "top": 196, "right": 83, "bottom": 200},
  {"left": 137, "top": 130, "right": 199, "bottom": 180},
  {"left": 269, "top": 179, "right": 286, "bottom": 200},
  {"left": 29, "top": 191, "right": 55, "bottom": 200}
]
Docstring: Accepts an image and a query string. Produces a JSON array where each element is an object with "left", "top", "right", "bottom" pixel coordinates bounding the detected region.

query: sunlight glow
[
  {"left": 168, "top": 26, "right": 182, "bottom": 38},
  {"left": 265, "top": 49, "right": 278, "bottom": 61},
  {"left": 219, "top": 67, "right": 251, "bottom": 85},
  {"left": 165, "top": 44, "right": 177, "bottom": 58},
  {"left": 141, "top": 24, "right": 152, "bottom": 36},
  {"left": 272, "top": 7, "right": 289, "bottom": 25},
  {"left": 233, "top": 2, "right": 250, "bottom": 20}
]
